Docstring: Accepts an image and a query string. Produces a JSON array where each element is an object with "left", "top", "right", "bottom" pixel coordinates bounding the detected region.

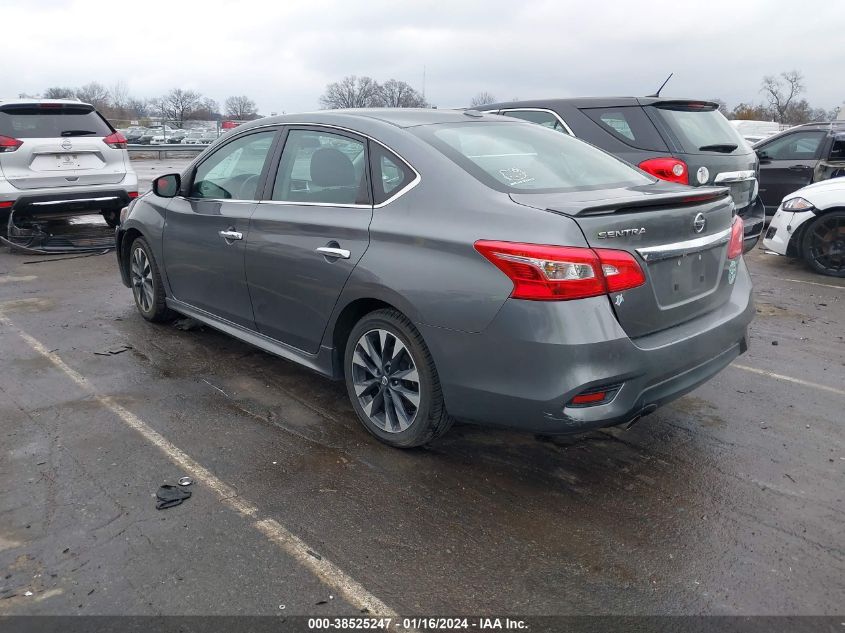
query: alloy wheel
[
  {"left": 807, "top": 215, "right": 845, "bottom": 275},
  {"left": 130, "top": 246, "right": 154, "bottom": 313},
  {"left": 351, "top": 328, "right": 421, "bottom": 433}
]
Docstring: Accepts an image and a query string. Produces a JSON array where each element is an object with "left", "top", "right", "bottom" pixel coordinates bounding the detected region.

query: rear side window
[
  {"left": 759, "top": 131, "right": 826, "bottom": 161},
  {"left": 581, "top": 106, "right": 668, "bottom": 151},
  {"left": 370, "top": 144, "right": 416, "bottom": 205},
  {"left": 649, "top": 103, "right": 747, "bottom": 154},
  {"left": 272, "top": 130, "right": 369, "bottom": 205},
  {"left": 499, "top": 109, "right": 570, "bottom": 134},
  {"left": 414, "top": 121, "right": 651, "bottom": 194},
  {"left": 830, "top": 137, "right": 845, "bottom": 161},
  {"left": 0, "top": 105, "right": 112, "bottom": 138}
]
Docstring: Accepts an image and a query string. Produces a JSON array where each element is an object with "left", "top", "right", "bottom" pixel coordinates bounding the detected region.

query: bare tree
[
  {"left": 156, "top": 88, "right": 205, "bottom": 126},
  {"left": 193, "top": 98, "right": 220, "bottom": 121},
  {"left": 43, "top": 86, "right": 76, "bottom": 99},
  {"left": 319, "top": 76, "right": 382, "bottom": 109},
  {"left": 761, "top": 70, "right": 804, "bottom": 123},
  {"left": 379, "top": 79, "right": 427, "bottom": 108},
  {"left": 75, "top": 82, "right": 110, "bottom": 110},
  {"left": 731, "top": 102, "right": 770, "bottom": 121},
  {"left": 224, "top": 95, "right": 258, "bottom": 120},
  {"left": 470, "top": 91, "right": 496, "bottom": 108},
  {"left": 126, "top": 97, "right": 149, "bottom": 119}
]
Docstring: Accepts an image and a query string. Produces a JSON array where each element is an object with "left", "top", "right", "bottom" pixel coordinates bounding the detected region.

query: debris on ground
[
  {"left": 771, "top": 340, "right": 779, "bottom": 346},
  {"left": 94, "top": 345, "right": 132, "bottom": 356},
  {"left": 155, "top": 484, "right": 192, "bottom": 510},
  {"left": 174, "top": 317, "right": 203, "bottom": 331}
]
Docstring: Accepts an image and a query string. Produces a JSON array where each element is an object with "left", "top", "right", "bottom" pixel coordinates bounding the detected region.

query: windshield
[
  {"left": 650, "top": 104, "right": 750, "bottom": 154},
  {"left": 0, "top": 105, "right": 112, "bottom": 138},
  {"left": 414, "top": 121, "right": 652, "bottom": 193}
]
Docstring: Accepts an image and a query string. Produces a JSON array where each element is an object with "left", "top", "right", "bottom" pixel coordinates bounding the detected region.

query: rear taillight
[
  {"left": 638, "top": 157, "right": 688, "bottom": 185},
  {"left": 127, "top": 191, "right": 138, "bottom": 198},
  {"left": 103, "top": 132, "right": 127, "bottom": 149},
  {"left": 474, "top": 241, "right": 645, "bottom": 301},
  {"left": 727, "top": 216, "right": 744, "bottom": 259},
  {"left": 0, "top": 135, "right": 23, "bottom": 153},
  {"left": 0, "top": 201, "right": 13, "bottom": 209}
]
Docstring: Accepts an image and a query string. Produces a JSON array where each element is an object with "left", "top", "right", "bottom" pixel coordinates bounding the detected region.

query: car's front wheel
[
  {"left": 802, "top": 210, "right": 845, "bottom": 277},
  {"left": 129, "top": 237, "right": 174, "bottom": 322},
  {"left": 344, "top": 309, "right": 453, "bottom": 448}
]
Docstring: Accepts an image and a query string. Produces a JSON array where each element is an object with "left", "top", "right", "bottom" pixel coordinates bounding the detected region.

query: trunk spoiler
[{"left": 510, "top": 186, "right": 731, "bottom": 217}]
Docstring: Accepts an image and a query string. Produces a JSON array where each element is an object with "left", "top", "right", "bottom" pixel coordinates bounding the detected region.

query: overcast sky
[{"left": 3, "top": 0, "right": 844, "bottom": 115}]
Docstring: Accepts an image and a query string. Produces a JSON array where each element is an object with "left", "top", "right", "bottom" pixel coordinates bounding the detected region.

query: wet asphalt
[{"left": 0, "top": 160, "right": 843, "bottom": 616}]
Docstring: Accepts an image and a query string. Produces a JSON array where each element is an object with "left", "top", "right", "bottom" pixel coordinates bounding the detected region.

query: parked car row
[{"left": 118, "top": 125, "right": 223, "bottom": 145}]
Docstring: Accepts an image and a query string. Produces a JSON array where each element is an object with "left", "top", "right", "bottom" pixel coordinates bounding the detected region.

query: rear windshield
[
  {"left": 649, "top": 103, "right": 749, "bottom": 154},
  {"left": 413, "top": 122, "right": 652, "bottom": 193},
  {"left": 0, "top": 105, "right": 112, "bottom": 139}
]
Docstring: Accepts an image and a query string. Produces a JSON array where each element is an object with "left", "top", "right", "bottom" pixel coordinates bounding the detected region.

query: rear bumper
[
  {"left": 421, "top": 258, "right": 754, "bottom": 433},
  {"left": 0, "top": 187, "right": 136, "bottom": 227}
]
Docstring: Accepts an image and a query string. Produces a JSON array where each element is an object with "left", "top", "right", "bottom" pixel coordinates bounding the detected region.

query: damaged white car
[{"left": 763, "top": 177, "right": 845, "bottom": 277}]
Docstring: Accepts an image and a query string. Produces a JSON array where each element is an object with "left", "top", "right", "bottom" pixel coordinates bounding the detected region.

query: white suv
[{"left": 0, "top": 98, "right": 138, "bottom": 232}]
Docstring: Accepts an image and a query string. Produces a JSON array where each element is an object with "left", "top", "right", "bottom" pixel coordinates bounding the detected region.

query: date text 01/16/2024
[{"left": 307, "top": 617, "right": 528, "bottom": 630}]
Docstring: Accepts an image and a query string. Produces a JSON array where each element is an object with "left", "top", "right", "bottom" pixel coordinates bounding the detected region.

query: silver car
[
  {"left": 0, "top": 99, "right": 138, "bottom": 231},
  {"left": 116, "top": 109, "right": 753, "bottom": 448}
]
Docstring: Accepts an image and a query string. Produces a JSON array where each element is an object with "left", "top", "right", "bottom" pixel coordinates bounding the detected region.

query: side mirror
[
  {"left": 756, "top": 150, "right": 769, "bottom": 162},
  {"left": 153, "top": 173, "right": 181, "bottom": 198}
]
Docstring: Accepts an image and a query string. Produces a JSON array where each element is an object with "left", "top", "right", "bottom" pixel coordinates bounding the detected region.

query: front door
[
  {"left": 163, "top": 129, "right": 277, "bottom": 329},
  {"left": 757, "top": 130, "right": 826, "bottom": 213},
  {"left": 245, "top": 128, "right": 373, "bottom": 354}
]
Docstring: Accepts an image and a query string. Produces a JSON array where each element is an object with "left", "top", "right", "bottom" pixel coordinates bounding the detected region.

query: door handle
[
  {"left": 788, "top": 165, "right": 811, "bottom": 171},
  {"left": 316, "top": 246, "right": 351, "bottom": 259},
  {"left": 218, "top": 229, "right": 243, "bottom": 241}
]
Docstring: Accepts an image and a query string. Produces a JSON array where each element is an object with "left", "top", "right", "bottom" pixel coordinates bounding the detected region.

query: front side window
[
  {"left": 370, "top": 144, "right": 416, "bottom": 204},
  {"left": 272, "top": 130, "right": 368, "bottom": 205},
  {"left": 759, "top": 131, "right": 826, "bottom": 161},
  {"left": 414, "top": 121, "right": 651, "bottom": 193},
  {"left": 501, "top": 110, "right": 569, "bottom": 134},
  {"left": 191, "top": 131, "right": 275, "bottom": 200}
]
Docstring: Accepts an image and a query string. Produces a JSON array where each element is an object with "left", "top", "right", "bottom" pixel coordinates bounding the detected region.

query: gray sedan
[{"left": 115, "top": 109, "right": 753, "bottom": 448}]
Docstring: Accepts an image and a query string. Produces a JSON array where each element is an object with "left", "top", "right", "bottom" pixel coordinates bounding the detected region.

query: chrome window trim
[
  {"left": 636, "top": 227, "right": 732, "bottom": 262},
  {"left": 713, "top": 170, "right": 756, "bottom": 183},
  {"left": 488, "top": 107, "right": 575, "bottom": 136},
  {"left": 258, "top": 200, "right": 372, "bottom": 210}
]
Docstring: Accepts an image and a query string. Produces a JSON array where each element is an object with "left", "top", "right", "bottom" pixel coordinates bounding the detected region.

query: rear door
[
  {"left": 512, "top": 188, "right": 738, "bottom": 338},
  {"left": 245, "top": 127, "right": 373, "bottom": 354},
  {"left": 756, "top": 130, "right": 826, "bottom": 212},
  {"left": 0, "top": 103, "right": 127, "bottom": 189},
  {"left": 163, "top": 129, "right": 278, "bottom": 329}
]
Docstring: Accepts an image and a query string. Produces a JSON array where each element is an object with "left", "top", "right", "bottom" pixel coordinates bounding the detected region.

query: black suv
[
  {"left": 754, "top": 121, "right": 845, "bottom": 215},
  {"left": 480, "top": 97, "right": 765, "bottom": 251}
]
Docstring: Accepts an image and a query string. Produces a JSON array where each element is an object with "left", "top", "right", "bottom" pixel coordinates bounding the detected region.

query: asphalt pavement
[{"left": 0, "top": 226, "right": 843, "bottom": 617}]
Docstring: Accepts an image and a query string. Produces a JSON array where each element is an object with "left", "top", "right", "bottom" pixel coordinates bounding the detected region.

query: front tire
[
  {"left": 801, "top": 210, "right": 845, "bottom": 277},
  {"left": 344, "top": 309, "right": 453, "bottom": 448},
  {"left": 129, "top": 237, "right": 174, "bottom": 322}
]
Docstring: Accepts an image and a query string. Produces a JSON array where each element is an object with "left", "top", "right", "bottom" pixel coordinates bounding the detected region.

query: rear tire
[
  {"left": 129, "top": 237, "right": 174, "bottom": 322},
  {"left": 102, "top": 210, "right": 119, "bottom": 229},
  {"left": 801, "top": 210, "right": 845, "bottom": 277},
  {"left": 344, "top": 309, "right": 453, "bottom": 448}
]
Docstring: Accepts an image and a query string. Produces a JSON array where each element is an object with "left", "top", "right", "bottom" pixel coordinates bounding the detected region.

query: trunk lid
[{"left": 512, "top": 184, "right": 738, "bottom": 338}]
